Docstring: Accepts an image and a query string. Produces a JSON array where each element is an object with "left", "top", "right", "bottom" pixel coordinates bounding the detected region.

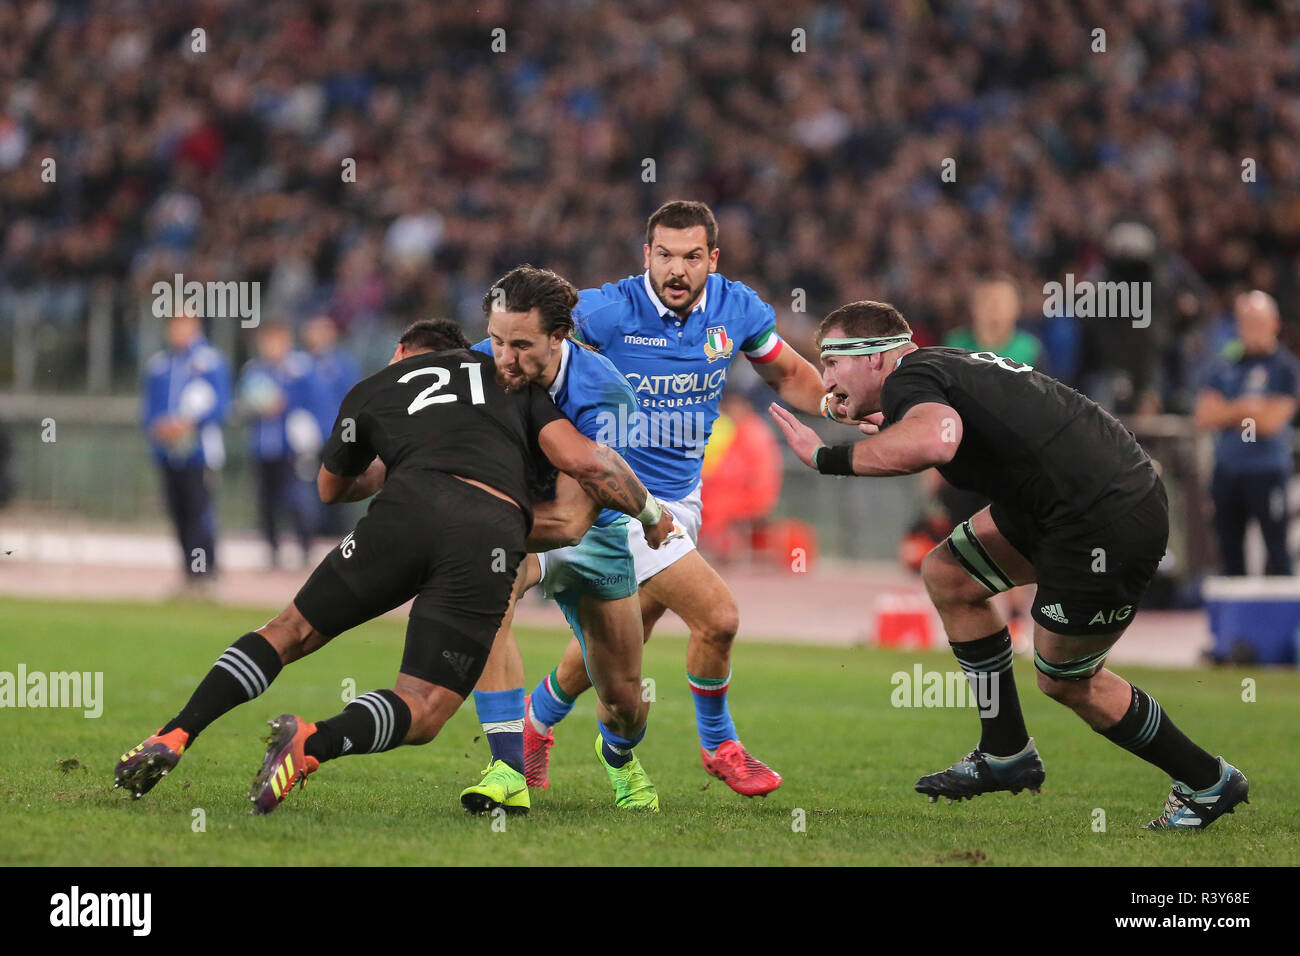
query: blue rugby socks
[
  {"left": 530, "top": 668, "right": 576, "bottom": 729},
  {"left": 688, "top": 670, "right": 738, "bottom": 752},
  {"left": 473, "top": 687, "right": 526, "bottom": 774}
]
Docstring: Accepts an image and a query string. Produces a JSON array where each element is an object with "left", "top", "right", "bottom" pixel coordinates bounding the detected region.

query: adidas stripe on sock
[
  {"left": 162, "top": 632, "right": 283, "bottom": 743},
  {"left": 949, "top": 628, "right": 1029, "bottom": 758},
  {"left": 306, "top": 690, "right": 413, "bottom": 763}
]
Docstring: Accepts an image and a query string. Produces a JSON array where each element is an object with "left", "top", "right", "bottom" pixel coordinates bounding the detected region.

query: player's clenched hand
[
  {"left": 858, "top": 412, "right": 885, "bottom": 435},
  {"left": 820, "top": 392, "right": 857, "bottom": 424},
  {"left": 768, "top": 402, "right": 823, "bottom": 469},
  {"left": 643, "top": 503, "right": 681, "bottom": 550}
]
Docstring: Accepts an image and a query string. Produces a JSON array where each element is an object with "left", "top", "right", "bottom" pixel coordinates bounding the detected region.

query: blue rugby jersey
[
  {"left": 142, "top": 336, "right": 232, "bottom": 468},
  {"left": 239, "top": 349, "right": 317, "bottom": 461},
  {"left": 472, "top": 336, "right": 639, "bottom": 526},
  {"left": 572, "top": 272, "right": 785, "bottom": 500}
]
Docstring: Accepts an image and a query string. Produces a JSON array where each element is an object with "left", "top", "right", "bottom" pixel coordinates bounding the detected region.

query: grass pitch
[{"left": 1, "top": 597, "right": 1295, "bottom": 866}]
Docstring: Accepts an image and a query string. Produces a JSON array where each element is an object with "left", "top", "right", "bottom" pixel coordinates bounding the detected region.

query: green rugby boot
[
  {"left": 594, "top": 734, "right": 660, "bottom": 811},
  {"left": 460, "top": 759, "right": 530, "bottom": 816}
]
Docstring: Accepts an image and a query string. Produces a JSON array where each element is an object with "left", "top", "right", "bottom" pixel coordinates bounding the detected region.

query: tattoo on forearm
[{"left": 577, "top": 445, "right": 648, "bottom": 518}]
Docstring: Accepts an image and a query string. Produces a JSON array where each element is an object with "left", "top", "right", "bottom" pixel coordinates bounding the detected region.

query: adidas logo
[
  {"left": 441, "top": 650, "right": 476, "bottom": 680},
  {"left": 341, "top": 736, "right": 352, "bottom": 753},
  {"left": 1039, "top": 603, "right": 1069, "bottom": 624}
]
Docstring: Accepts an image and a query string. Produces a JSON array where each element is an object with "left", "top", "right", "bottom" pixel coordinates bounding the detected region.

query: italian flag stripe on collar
[{"left": 744, "top": 328, "right": 784, "bottom": 364}]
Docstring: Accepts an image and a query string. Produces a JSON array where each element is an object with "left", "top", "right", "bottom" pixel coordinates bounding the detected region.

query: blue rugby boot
[{"left": 1146, "top": 757, "right": 1249, "bottom": 830}]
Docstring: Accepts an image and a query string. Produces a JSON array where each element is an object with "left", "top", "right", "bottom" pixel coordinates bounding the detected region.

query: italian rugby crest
[{"left": 704, "top": 325, "right": 734, "bottom": 362}]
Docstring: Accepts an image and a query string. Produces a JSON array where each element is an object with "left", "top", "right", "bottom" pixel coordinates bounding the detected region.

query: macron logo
[
  {"left": 50, "top": 886, "right": 151, "bottom": 936},
  {"left": 624, "top": 334, "right": 669, "bottom": 347}
]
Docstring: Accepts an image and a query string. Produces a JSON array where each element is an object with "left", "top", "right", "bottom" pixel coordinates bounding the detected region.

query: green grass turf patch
[{"left": 0, "top": 597, "right": 1295, "bottom": 866}]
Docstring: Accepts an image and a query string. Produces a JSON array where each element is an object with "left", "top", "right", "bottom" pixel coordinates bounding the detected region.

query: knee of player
[
  {"left": 697, "top": 600, "right": 740, "bottom": 645},
  {"left": 402, "top": 704, "right": 443, "bottom": 746},
  {"left": 259, "top": 606, "right": 319, "bottom": 663},
  {"left": 603, "top": 692, "right": 642, "bottom": 728},
  {"left": 1036, "top": 669, "right": 1088, "bottom": 705},
  {"left": 403, "top": 724, "right": 435, "bottom": 746},
  {"left": 921, "top": 546, "right": 980, "bottom": 607}
]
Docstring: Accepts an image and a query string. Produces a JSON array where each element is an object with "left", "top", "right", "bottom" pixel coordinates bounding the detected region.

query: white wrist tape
[{"left": 637, "top": 495, "right": 662, "bottom": 525}]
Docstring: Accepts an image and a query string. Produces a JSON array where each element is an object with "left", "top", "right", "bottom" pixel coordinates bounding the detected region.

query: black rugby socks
[
  {"left": 1100, "top": 683, "right": 1221, "bottom": 789},
  {"left": 306, "top": 689, "right": 413, "bottom": 762},
  {"left": 161, "top": 632, "right": 283, "bottom": 744},
  {"left": 950, "top": 628, "right": 1030, "bottom": 757}
]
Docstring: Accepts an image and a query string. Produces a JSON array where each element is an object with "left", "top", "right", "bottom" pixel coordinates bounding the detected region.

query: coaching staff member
[
  {"left": 1195, "top": 290, "right": 1298, "bottom": 575},
  {"left": 142, "top": 310, "right": 231, "bottom": 591}
]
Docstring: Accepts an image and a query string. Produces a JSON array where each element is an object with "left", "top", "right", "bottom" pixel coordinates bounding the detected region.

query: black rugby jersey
[
  {"left": 880, "top": 348, "right": 1156, "bottom": 528},
  {"left": 320, "top": 348, "right": 566, "bottom": 529}
]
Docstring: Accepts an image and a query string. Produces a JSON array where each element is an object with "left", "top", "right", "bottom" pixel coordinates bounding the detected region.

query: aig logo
[
  {"left": 1089, "top": 604, "right": 1132, "bottom": 626},
  {"left": 340, "top": 532, "right": 356, "bottom": 559}
]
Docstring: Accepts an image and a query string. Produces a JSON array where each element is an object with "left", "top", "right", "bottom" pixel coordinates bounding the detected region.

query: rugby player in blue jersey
[
  {"left": 473, "top": 203, "right": 835, "bottom": 798},
  {"left": 460, "top": 265, "right": 679, "bottom": 812}
]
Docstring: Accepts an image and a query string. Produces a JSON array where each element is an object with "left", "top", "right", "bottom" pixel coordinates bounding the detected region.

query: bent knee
[
  {"left": 259, "top": 604, "right": 322, "bottom": 664},
  {"left": 404, "top": 704, "right": 448, "bottom": 746},
  {"left": 394, "top": 684, "right": 458, "bottom": 745},
  {"left": 403, "top": 723, "right": 438, "bottom": 746},
  {"left": 921, "top": 544, "right": 988, "bottom": 608},
  {"left": 695, "top": 601, "right": 739, "bottom": 645},
  {"left": 1036, "top": 670, "right": 1092, "bottom": 705},
  {"left": 600, "top": 681, "right": 644, "bottom": 724}
]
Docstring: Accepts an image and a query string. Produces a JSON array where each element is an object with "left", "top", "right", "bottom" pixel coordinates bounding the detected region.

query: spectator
[
  {"left": 238, "top": 321, "right": 316, "bottom": 568},
  {"left": 700, "top": 391, "right": 783, "bottom": 561},
  {"left": 301, "top": 313, "right": 361, "bottom": 536},
  {"left": 1195, "top": 291, "right": 1299, "bottom": 575},
  {"left": 141, "top": 310, "right": 231, "bottom": 592},
  {"left": 4, "top": 1, "right": 1300, "bottom": 398},
  {"left": 944, "top": 275, "right": 1044, "bottom": 368}
]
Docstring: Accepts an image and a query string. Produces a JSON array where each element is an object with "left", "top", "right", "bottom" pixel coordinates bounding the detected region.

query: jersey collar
[
  {"left": 548, "top": 338, "right": 572, "bottom": 400},
  {"left": 642, "top": 271, "right": 708, "bottom": 319}
]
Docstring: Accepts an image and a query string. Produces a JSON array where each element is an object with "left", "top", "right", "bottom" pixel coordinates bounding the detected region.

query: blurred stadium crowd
[
  {"left": 1, "top": 0, "right": 1299, "bottom": 587},
  {"left": 2, "top": 0, "right": 1299, "bottom": 413}
]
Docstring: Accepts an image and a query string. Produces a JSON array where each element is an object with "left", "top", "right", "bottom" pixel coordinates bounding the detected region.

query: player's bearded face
[
  {"left": 487, "top": 309, "right": 559, "bottom": 391},
  {"left": 645, "top": 225, "right": 716, "bottom": 316}
]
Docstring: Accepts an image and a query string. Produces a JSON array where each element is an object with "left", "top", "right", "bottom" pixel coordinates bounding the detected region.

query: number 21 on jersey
[{"left": 399, "top": 362, "right": 486, "bottom": 414}]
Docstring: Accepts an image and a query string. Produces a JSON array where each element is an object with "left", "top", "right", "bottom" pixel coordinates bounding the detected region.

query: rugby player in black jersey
[
  {"left": 770, "top": 301, "right": 1248, "bottom": 830},
  {"left": 114, "top": 318, "right": 677, "bottom": 814}
]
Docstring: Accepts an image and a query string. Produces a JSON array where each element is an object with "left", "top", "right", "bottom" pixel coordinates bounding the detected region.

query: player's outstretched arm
[
  {"left": 768, "top": 401, "right": 961, "bottom": 477},
  {"left": 754, "top": 344, "right": 831, "bottom": 417},
  {"left": 537, "top": 418, "right": 677, "bottom": 549},
  {"left": 317, "top": 456, "right": 386, "bottom": 504}
]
